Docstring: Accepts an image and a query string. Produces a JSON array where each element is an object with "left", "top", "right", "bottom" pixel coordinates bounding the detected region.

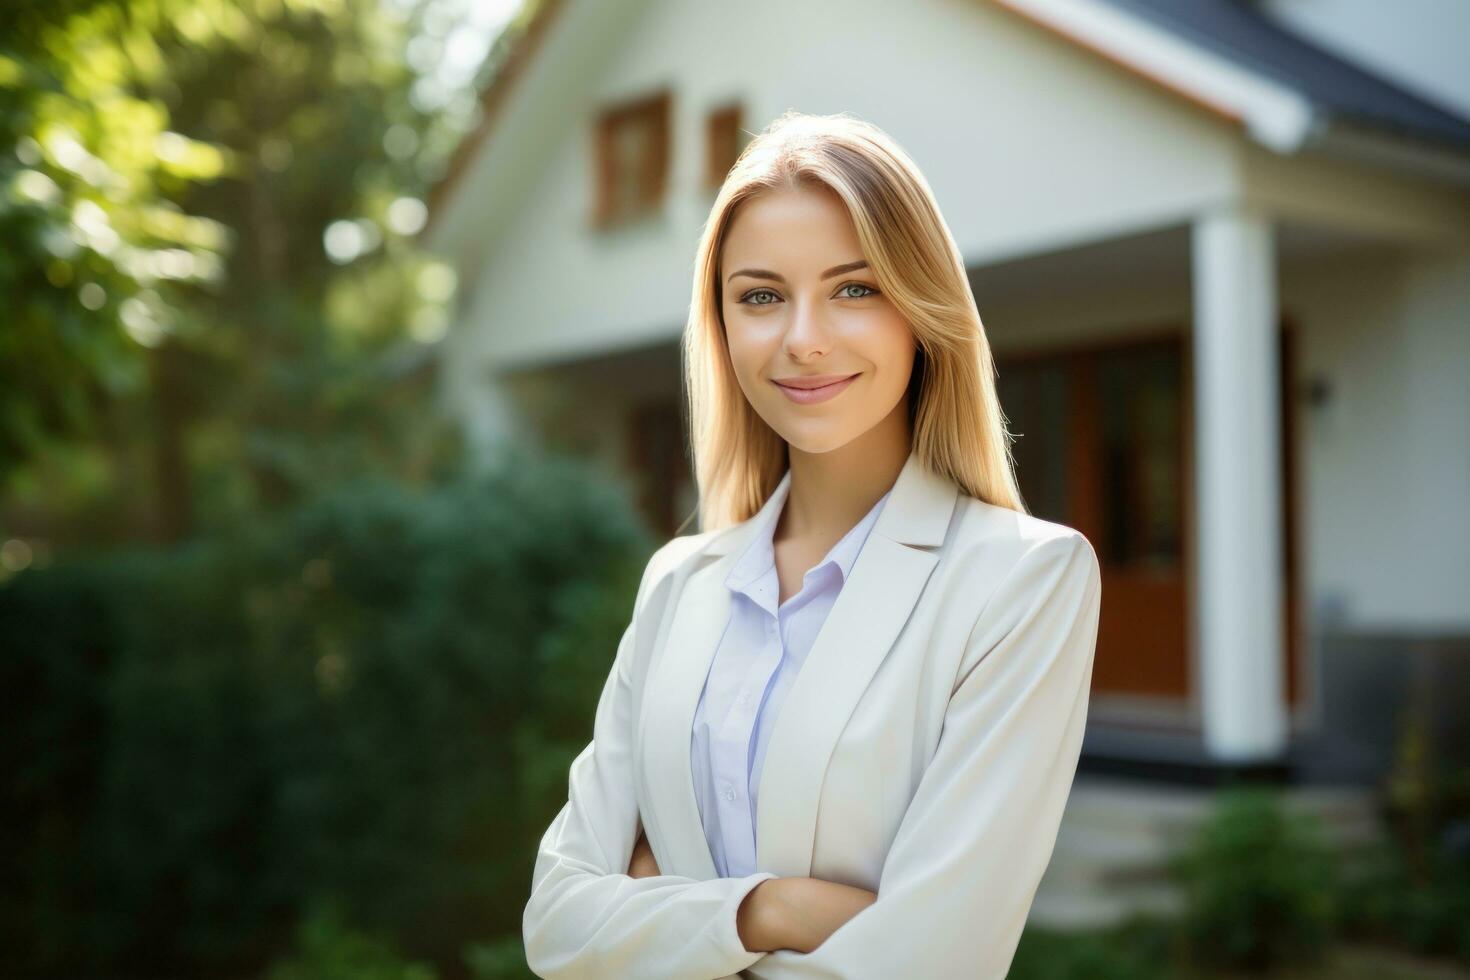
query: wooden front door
[{"left": 996, "top": 328, "right": 1300, "bottom": 706}]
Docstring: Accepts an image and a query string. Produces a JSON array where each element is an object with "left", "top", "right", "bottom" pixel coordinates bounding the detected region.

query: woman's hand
[{"left": 627, "top": 828, "right": 661, "bottom": 879}]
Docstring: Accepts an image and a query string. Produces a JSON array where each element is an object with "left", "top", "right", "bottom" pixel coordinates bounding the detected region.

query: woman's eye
[{"left": 739, "top": 283, "right": 879, "bottom": 306}]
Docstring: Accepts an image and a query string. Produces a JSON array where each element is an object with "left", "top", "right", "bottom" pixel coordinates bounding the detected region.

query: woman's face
[{"left": 719, "top": 183, "right": 916, "bottom": 455}]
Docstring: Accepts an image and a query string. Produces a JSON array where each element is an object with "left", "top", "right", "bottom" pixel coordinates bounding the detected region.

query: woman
[{"left": 523, "top": 111, "right": 1102, "bottom": 979}]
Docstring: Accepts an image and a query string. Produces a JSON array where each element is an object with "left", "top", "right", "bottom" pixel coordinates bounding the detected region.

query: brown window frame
[
  {"left": 592, "top": 89, "right": 672, "bottom": 228},
  {"left": 703, "top": 102, "right": 745, "bottom": 191}
]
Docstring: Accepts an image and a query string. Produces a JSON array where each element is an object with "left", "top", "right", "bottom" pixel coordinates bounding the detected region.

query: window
[
  {"left": 704, "top": 102, "right": 746, "bottom": 191},
  {"left": 593, "top": 90, "right": 671, "bottom": 227}
]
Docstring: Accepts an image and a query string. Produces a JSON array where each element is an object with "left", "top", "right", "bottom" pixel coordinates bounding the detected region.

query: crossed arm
[
  {"left": 522, "top": 544, "right": 780, "bottom": 979},
  {"left": 735, "top": 533, "right": 1101, "bottom": 979},
  {"left": 627, "top": 833, "right": 878, "bottom": 955},
  {"left": 525, "top": 533, "right": 1100, "bottom": 980}
]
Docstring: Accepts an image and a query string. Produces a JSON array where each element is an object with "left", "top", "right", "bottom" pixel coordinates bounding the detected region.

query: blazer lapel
[
  {"left": 639, "top": 449, "right": 960, "bottom": 881},
  {"left": 639, "top": 478, "right": 789, "bottom": 881}
]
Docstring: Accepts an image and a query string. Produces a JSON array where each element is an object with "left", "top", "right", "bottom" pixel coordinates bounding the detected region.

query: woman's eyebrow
[{"left": 727, "top": 259, "right": 869, "bottom": 284}]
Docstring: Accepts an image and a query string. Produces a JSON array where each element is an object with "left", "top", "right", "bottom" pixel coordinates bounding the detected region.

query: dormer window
[{"left": 593, "top": 89, "right": 671, "bottom": 227}]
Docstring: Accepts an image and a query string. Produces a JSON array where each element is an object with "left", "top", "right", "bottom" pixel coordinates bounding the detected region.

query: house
[{"left": 420, "top": 0, "right": 1470, "bottom": 918}]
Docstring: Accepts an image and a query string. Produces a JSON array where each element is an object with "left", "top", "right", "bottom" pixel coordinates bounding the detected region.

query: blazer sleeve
[
  {"left": 523, "top": 541, "right": 780, "bottom": 980},
  {"left": 745, "top": 532, "right": 1102, "bottom": 980}
]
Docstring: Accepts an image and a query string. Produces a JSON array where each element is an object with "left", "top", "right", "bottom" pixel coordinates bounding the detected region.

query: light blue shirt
[{"left": 689, "top": 475, "right": 892, "bottom": 878}]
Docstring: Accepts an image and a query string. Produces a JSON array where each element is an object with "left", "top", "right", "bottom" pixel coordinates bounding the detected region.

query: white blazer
[{"left": 524, "top": 449, "right": 1103, "bottom": 979}]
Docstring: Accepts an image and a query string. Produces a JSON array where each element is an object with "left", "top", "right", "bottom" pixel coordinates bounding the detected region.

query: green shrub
[
  {"left": 1338, "top": 824, "right": 1470, "bottom": 963},
  {"left": 463, "top": 934, "right": 536, "bottom": 980},
  {"left": 1168, "top": 784, "right": 1337, "bottom": 972},
  {"left": 1008, "top": 913, "right": 1175, "bottom": 980},
  {"left": 2, "top": 444, "right": 654, "bottom": 978},
  {"left": 1336, "top": 694, "right": 1470, "bottom": 967},
  {"left": 268, "top": 900, "right": 439, "bottom": 980}
]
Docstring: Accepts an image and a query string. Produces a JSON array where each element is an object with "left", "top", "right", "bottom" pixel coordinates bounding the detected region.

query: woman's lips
[{"left": 772, "top": 373, "right": 860, "bottom": 404}]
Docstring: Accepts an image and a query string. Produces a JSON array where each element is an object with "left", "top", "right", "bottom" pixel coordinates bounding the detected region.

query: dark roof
[{"left": 1098, "top": 0, "right": 1470, "bottom": 148}]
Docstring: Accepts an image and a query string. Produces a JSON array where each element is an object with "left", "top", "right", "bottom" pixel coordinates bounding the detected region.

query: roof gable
[{"left": 425, "top": 0, "right": 1470, "bottom": 239}]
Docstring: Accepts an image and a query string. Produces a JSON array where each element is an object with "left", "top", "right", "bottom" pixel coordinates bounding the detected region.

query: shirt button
[{"left": 723, "top": 786, "right": 736, "bottom": 802}]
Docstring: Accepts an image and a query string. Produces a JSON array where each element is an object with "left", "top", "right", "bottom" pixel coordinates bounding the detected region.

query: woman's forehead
[{"left": 722, "top": 188, "right": 861, "bottom": 269}]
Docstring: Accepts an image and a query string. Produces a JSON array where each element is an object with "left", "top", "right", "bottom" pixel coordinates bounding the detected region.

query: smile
[{"left": 772, "top": 373, "right": 860, "bottom": 404}]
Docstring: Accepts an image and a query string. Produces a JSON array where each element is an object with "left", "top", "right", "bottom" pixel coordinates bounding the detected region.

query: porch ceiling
[{"left": 969, "top": 219, "right": 1393, "bottom": 310}]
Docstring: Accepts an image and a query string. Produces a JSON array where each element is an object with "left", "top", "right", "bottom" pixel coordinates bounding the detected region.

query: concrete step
[{"left": 1027, "top": 775, "right": 1388, "bottom": 930}]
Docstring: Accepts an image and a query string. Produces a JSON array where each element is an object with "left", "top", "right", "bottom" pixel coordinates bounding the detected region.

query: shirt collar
[{"left": 724, "top": 473, "right": 893, "bottom": 594}]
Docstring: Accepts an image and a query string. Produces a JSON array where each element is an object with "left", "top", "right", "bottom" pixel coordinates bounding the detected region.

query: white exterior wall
[
  {"left": 431, "top": 0, "right": 1470, "bottom": 653},
  {"left": 1287, "top": 246, "right": 1470, "bottom": 632},
  {"left": 439, "top": 0, "right": 1238, "bottom": 380}
]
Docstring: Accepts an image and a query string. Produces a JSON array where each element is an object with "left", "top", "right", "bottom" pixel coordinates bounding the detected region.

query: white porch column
[{"left": 1190, "top": 204, "right": 1288, "bottom": 762}]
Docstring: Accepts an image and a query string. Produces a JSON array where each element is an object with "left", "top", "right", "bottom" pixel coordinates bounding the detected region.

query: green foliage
[
  {"left": 1339, "top": 837, "right": 1464, "bottom": 959},
  {"left": 463, "top": 934, "right": 537, "bottom": 980},
  {"left": 1168, "top": 785, "right": 1338, "bottom": 972},
  {"left": 0, "top": 0, "right": 499, "bottom": 542},
  {"left": 1010, "top": 913, "right": 1177, "bottom": 980},
  {"left": 1337, "top": 814, "right": 1470, "bottom": 963},
  {"left": 2, "top": 446, "right": 652, "bottom": 978},
  {"left": 268, "top": 899, "right": 439, "bottom": 980},
  {"left": 0, "top": 0, "right": 234, "bottom": 474},
  {"left": 1335, "top": 679, "right": 1470, "bottom": 965}
]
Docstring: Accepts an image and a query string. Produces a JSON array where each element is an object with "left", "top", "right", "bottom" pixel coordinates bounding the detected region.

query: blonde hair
[{"left": 682, "top": 110, "right": 1025, "bottom": 532}]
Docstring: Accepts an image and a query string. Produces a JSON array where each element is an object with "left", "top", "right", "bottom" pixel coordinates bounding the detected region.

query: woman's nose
[{"left": 782, "top": 296, "right": 835, "bottom": 358}]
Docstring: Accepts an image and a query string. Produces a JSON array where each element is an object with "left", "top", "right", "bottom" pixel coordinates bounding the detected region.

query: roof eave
[
  {"left": 418, "top": 0, "right": 571, "bottom": 254},
  {"left": 1300, "top": 116, "right": 1470, "bottom": 186},
  {"left": 990, "top": 0, "right": 1470, "bottom": 183},
  {"left": 989, "top": 0, "right": 1319, "bottom": 151}
]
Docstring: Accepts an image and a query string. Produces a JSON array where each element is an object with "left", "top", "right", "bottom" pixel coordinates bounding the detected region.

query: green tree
[
  {"left": 1, "top": 0, "right": 540, "bottom": 547},
  {"left": 0, "top": 0, "right": 231, "bottom": 510}
]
